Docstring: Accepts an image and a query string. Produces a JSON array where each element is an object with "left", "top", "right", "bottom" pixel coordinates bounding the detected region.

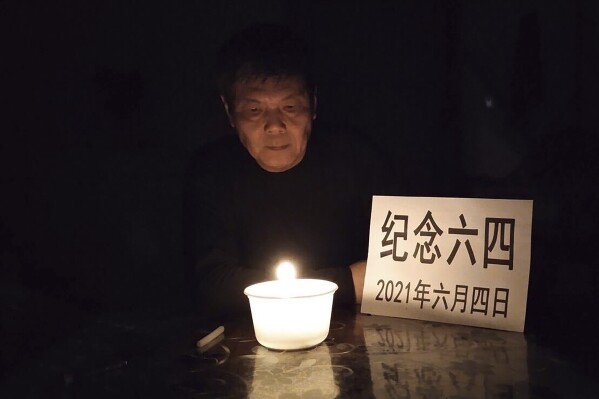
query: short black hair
[{"left": 215, "top": 23, "right": 316, "bottom": 109}]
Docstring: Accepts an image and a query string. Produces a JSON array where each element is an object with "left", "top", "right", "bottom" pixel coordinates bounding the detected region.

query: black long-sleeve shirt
[{"left": 183, "top": 126, "right": 397, "bottom": 318}]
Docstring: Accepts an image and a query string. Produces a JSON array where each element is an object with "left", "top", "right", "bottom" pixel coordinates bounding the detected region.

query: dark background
[{"left": 1, "top": 0, "right": 598, "bottom": 378}]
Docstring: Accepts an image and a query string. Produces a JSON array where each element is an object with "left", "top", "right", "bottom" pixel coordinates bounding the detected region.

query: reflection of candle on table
[
  {"left": 244, "top": 261, "right": 338, "bottom": 350},
  {"left": 249, "top": 345, "right": 338, "bottom": 398}
]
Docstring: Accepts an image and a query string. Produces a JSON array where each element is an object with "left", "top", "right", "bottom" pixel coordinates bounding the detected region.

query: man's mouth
[{"left": 266, "top": 144, "right": 289, "bottom": 151}]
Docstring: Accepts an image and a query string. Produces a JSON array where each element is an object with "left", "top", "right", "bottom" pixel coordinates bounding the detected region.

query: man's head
[{"left": 216, "top": 23, "right": 317, "bottom": 172}]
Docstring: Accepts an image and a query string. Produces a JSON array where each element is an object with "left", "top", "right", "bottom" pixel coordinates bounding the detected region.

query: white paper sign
[{"left": 361, "top": 196, "right": 533, "bottom": 332}]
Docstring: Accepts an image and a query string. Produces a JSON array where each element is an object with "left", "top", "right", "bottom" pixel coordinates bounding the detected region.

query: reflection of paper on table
[
  {"left": 361, "top": 315, "right": 529, "bottom": 398},
  {"left": 245, "top": 345, "right": 339, "bottom": 398}
]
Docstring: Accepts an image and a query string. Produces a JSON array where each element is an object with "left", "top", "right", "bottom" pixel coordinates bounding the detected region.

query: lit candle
[
  {"left": 244, "top": 261, "right": 338, "bottom": 350},
  {"left": 275, "top": 260, "right": 296, "bottom": 280}
]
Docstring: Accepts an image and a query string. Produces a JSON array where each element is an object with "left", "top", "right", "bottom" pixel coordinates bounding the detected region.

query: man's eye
[
  {"left": 245, "top": 107, "right": 261, "bottom": 115},
  {"left": 283, "top": 105, "right": 296, "bottom": 112}
]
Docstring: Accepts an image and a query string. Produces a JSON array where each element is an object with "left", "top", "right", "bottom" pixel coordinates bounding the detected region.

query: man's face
[{"left": 223, "top": 76, "right": 316, "bottom": 172}]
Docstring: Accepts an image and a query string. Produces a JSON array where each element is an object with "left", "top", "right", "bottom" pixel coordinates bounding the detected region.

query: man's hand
[{"left": 349, "top": 261, "right": 367, "bottom": 304}]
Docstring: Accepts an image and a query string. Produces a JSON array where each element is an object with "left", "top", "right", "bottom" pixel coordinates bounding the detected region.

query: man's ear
[
  {"left": 220, "top": 95, "right": 236, "bottom": 128},
  {"left": 312, "top": 87, "right": 318, "bottom": 121}
]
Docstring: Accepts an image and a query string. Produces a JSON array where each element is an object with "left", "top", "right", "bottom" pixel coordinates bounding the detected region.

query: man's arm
[
  {"left": 195, "top": 246, "right": 268, "bottom": 317},
  {"left": 183, "top": 143, "right": 269, "bottom": 318},
  {"left": 343, "top": 130, "right": 399, "bottom": 307},
  {"left": 349, "top": 260, "right": 366, "bottom": 304}
]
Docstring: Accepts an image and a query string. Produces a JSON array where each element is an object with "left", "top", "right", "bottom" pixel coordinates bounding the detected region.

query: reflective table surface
[{"left": 1, "top": 307, "right": 596, "bottom": 398}]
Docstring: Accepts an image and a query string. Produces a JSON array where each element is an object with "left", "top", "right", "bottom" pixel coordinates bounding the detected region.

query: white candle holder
[{"left": 244, "top": 279, "right": 338, "bottom": 350}]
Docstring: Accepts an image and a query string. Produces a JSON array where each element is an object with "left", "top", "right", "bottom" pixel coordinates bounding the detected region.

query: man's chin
[
  {"left": 258, "top": 162, "right": 292, "bottom": 173},
  {"left": 257, "top": 157, "right": 299, "bottom": 173}
]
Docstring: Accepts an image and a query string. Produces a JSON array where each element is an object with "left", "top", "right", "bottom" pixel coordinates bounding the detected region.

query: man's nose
[{"left": 264, "top": 109, "right": 285, "bottom": 134}]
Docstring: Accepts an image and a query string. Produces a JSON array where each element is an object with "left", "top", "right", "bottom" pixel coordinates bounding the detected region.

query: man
[{"left": 184, "top": 23, "right": 396, "bottom": 317}]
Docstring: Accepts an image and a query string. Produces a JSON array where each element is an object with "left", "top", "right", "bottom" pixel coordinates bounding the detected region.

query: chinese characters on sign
[
  {"left": 380, "top": 210, "right": 515, "bottom": 269},
  {"left": 362, "top": 196, "right": 533, "bottom": 332}
]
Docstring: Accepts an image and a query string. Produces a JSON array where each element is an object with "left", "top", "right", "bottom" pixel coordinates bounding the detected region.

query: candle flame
[{"left": 276, "top": 260, "right": 296, "bottom": 280}]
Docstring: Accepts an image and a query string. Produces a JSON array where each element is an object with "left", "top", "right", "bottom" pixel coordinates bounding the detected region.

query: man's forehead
[{"left": 234, "top": 76, "right": 308, "bottom": 96}]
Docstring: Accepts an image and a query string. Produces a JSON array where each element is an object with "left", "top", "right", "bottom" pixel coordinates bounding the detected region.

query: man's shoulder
[
  {"left": 313, "top": 124, "right": 390, "bottom": 166},
  {"left": 312, "top": 123, "right": 400, "bottom": 196},
  {"left": 192, "top": 134, "right": 241, "bottom": 159},
  {"left": 186, "top": 134, "right": 245, "bottom": 176}
]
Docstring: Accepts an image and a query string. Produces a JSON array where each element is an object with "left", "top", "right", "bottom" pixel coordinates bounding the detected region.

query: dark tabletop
[{"left": 1, "top": 306, "right": 596, "bottom": 398}]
